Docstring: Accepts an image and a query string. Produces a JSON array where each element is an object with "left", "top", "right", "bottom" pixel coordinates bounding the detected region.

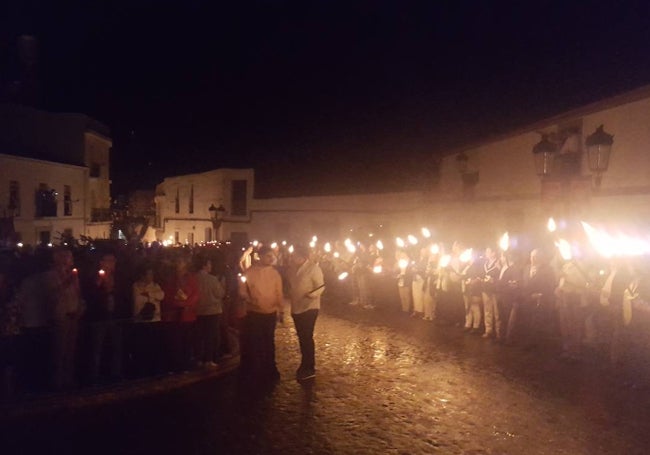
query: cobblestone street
[{"left": 4, "top": 301, "right": 650, "bottom": 454}]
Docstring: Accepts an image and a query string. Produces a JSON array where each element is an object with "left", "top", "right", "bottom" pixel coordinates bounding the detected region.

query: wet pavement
[{"left": 3, "top": 300, "right": 650, "bottom": 454}]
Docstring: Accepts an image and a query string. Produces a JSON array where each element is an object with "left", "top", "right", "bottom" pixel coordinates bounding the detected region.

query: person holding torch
[{"left": 288, "top": 245, "right": 325, "bottom": 381}]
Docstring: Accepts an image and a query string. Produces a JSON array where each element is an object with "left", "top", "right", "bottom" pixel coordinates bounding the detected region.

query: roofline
[
  {"left": 0, "top": 152, "right": 88, "bottom": 171},
  {"left": 442, "top": 83, "right": 650, "bottom": 157}
]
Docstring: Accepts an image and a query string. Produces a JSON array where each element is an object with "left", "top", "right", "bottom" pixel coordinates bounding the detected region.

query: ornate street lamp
[
  {"left": 208, "top": 203, "right": 226, "bottom": 230},
  {"left": 585, "top": 124, "right": 614, "bottom": 188},
  {"left": 532, "top": 133, "right": 558, "bottom": 177}
]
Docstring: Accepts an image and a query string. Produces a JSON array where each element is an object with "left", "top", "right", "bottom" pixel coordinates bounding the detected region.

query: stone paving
[{"left": 3, "top": 301, "right": 650, "bottom": 454}]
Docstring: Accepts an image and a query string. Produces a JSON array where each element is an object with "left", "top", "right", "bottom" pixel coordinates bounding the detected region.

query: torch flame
[
  {"left": 459, "top": 248, "right": 473, "bottom": 263},
  {"left": 421, "top": 227, "right": 431, "bottom": 238},
  {"left": 499, "top": 232, "right": 510, "bottom": 252},
  {"left": 555, "top": 238, "right": 573, "bottom": 261},
  {"left": 376, "top": 240, "right": 384, "bottom": 250},
  {"left": 270, "top": 242, "right": 278, "bottom": 249},
  {"left": 407, "top": 235, "right": 418, "bottom": 245},
  {"left": 547, "top": 217, "right": 557, "bottom": 233},
  {"left": 429, "top": 243, "right": 440, "bottom": 255},
  {"left": 439, "top": 254, "right": 451, "bottom": 268},
  {"left": 396, "top": 237, "right": 406, "bottom": 248},
  {"left": 338, "top": 272, "right": 349, "bottom": 280},
  {"left": 324, "top": 242, "right": 332, "bottom": 253},
  {"left": 373, "top": 265, "right": 383, "bottom": 274},
  {"left": 288, "top": 245, "right": 295, "bottom": 254},
  {"left": 398, "top": 258, "right": 409, "bottom": 270},
  {"left": 581, "top": 221, "right": 650, "bottom": 258}
]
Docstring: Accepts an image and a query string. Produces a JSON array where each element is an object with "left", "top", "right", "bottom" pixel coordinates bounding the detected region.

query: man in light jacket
[{"left": 288, "top": 245, "right": 325, "bottom": 381}]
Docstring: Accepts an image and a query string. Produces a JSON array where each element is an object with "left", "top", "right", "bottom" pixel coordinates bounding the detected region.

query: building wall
[
  {"left": 156, "top": 168, "right": 255, "bottom": 244},
  {"left": 0, "top": 153, "right": 87, "bottom": 245},
  {"left": 434, "top": 94, "right": 650, "bottom": 247},
  {"left": 155, "top": 168, "right": 428, "bottom": 245},
  {"left": 84, "top": 131, "right": 112, "bottom": 212}
]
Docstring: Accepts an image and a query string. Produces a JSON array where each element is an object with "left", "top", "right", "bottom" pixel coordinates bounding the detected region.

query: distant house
[
  {"left": 0, "top": 104, "right": 112, "bottom": 245},
  {"left": 154, "top": 167, "right": 425, "bottom": 245}
]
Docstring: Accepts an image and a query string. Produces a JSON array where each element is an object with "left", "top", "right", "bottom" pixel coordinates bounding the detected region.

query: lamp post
[
  {"left": 585, "top": 124, "right": 614, "bottom": 189},
  {"left": 532, "top": 133, "right": 558, "bottom": 177},
  {"left": 208, "top": 203, "right": 226, "bottom": 241}
]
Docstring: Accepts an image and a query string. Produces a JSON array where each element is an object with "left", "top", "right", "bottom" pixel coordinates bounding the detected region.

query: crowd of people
[
  {"left": 1, "top": 229, "right": 650, "bottom": 401},
  {"left": 324, "top": 234, "right": 650, "bottom": 368},
  {"left": 0, "top": 242, "right": 239, "bottom": 399}
]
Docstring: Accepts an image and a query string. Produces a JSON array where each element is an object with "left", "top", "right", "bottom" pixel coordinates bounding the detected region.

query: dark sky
[{"left": 4, "top": 0, "right": 650, "bottom": 196}]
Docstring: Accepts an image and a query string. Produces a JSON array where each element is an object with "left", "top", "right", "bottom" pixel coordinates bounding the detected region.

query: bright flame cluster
[{"left": 581, "top": 222, "right": 650, "bottom": 258}]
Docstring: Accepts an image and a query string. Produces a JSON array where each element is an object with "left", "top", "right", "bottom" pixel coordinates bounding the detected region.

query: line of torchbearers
[{"left": 241, "top": 220, "right": 650, "bottom": 368}]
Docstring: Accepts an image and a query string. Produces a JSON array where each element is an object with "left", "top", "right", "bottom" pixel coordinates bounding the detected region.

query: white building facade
[
  {"left": 431, "top": 86, "right": 650, "bottom": 247},
  {"left": 0, "top": 154, "right": 89, "bottom": 245},
  {"left": 0, "top": 104, "right": 113, "bottom": 244}
]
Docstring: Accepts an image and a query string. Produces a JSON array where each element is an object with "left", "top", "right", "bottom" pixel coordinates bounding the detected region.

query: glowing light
[
  {"left": 333, "top": 252, "right": 340, "bottom": 258},
  {"left": 407, "top": 235, "right": 418, "bottom": 245},
  {"left": 396, "top": 237, "right": 406, "bottom": 248},
  {"left": 239, "top": 275, "right": 247, "bottom": 283},
  {"left": 346, "top": 243, "right": 356, "bottom": 253},
  {"left": 581, "top": 221, "right": 650, "bottom": 258},
  {"left": 499, "top": 232, "right": 510, "bottom": 251},
  {"left": 398, "top": 258, "right": 409, "bottom": 270},
  {"left": 373, "top": 265, "right": 383, "bottom": 274},
  {"left": 47, "top": 243, "right": 53, "bottom": 248},
  {"left": 312, "top": 235, "right": 318, "bottom": 243},
  {"left": 270, "top": 242, "right": 278, "bottom": 249},
  {"left": 459, "top": 248, "right": 473, "bottom": 263},
  {"left": 17, "top": 242, "right": 23, "bottom": 248},
  {"left": 282, "top": 240, "right": 287, "bottom": 246},
  {"left": 324, "top": 242, "right": 332, "bottom": 253},
  {"left": 439, "top": 254, "right": 451, "bottom": 268},
  {"left": 72, "top": 268, "right": 78, "bottom": 274},
  {"left": 555, "top": 238, "right": 573, "bottom": 261},
  {"left": 547, "top": 217, "right": 557, "bottom": 233},
  {"left": 309, "top": 241, "right": 316, "bottom": 248},
  {"left": 338, "top": 272, "right": 349, "bottom": 280},
  {"left": 252, "top": 240, "right": 259, "bottom": 247},
  {"left": 288, "top": 245, "right": 295, "bottom": 254},
  {"left": 344, "top": 238, "right": 353, "bottom": 247},
  {"left": 429, "top": 243, "right": 440, "bottom": 255},
  {"left": 421, "top": 227, "right": 431, "bottom": 238},
  {"left": 376, "top": 240, "right": 384, "bottom": 250},
  {"left": 99, "top": 269, "right": 106, "bottom": 277}
]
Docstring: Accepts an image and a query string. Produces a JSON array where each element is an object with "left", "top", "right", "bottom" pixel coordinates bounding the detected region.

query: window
[
  {"left": 64, "top": 185, "right": 72, "bottom": 216},
  {"left": 90, "top": 163, "right": 101, "bottom": 178},
  {"left": 8, "top": 180, "right": 20, "bottom": 216},
  {"left": 175, "top": 188, "right": 180, "bottom": 214},
  {"left": 35, "top": 184, "right": 57, "bottom": 217},
  {"left": 231, "top": 180, "right": 247, "bottom": 216},
  {"left": 187, "top": 232, "right": 194, "bottom": 245},
  {"left": 189, "top": 185, "right": 194, "bottom": 214}
]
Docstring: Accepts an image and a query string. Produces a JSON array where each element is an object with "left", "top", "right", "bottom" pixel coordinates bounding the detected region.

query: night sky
[{"left": 3, "top": 1, "right": 650, "bottom": 196}]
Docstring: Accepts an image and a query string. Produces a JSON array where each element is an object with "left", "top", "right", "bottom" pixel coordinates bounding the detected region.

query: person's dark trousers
[
  {"left": 90, "top": 321, "right": 123, "bottom": 383},
  {"left": 291, "top": 309, "right": 319, "bottom": 373},
  {"left": 168, "top": 321, "right": 197, "bottom": 372},
  {"left": 195, "top": 314, "right": 221, "bottom": 363},
  {"left": 240, "top": 312, "right": 278, "bottom": 380},
  {"left": 131, "top": 322, "right": 163, "bottom": 377},
  {"left": 18, "top": 327, "right": 50, "bottom": 392}
]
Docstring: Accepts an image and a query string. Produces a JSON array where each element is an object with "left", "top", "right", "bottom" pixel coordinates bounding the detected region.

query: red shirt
[{"left": 161, "top": 273, "right": 199, "bottom": 322}]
